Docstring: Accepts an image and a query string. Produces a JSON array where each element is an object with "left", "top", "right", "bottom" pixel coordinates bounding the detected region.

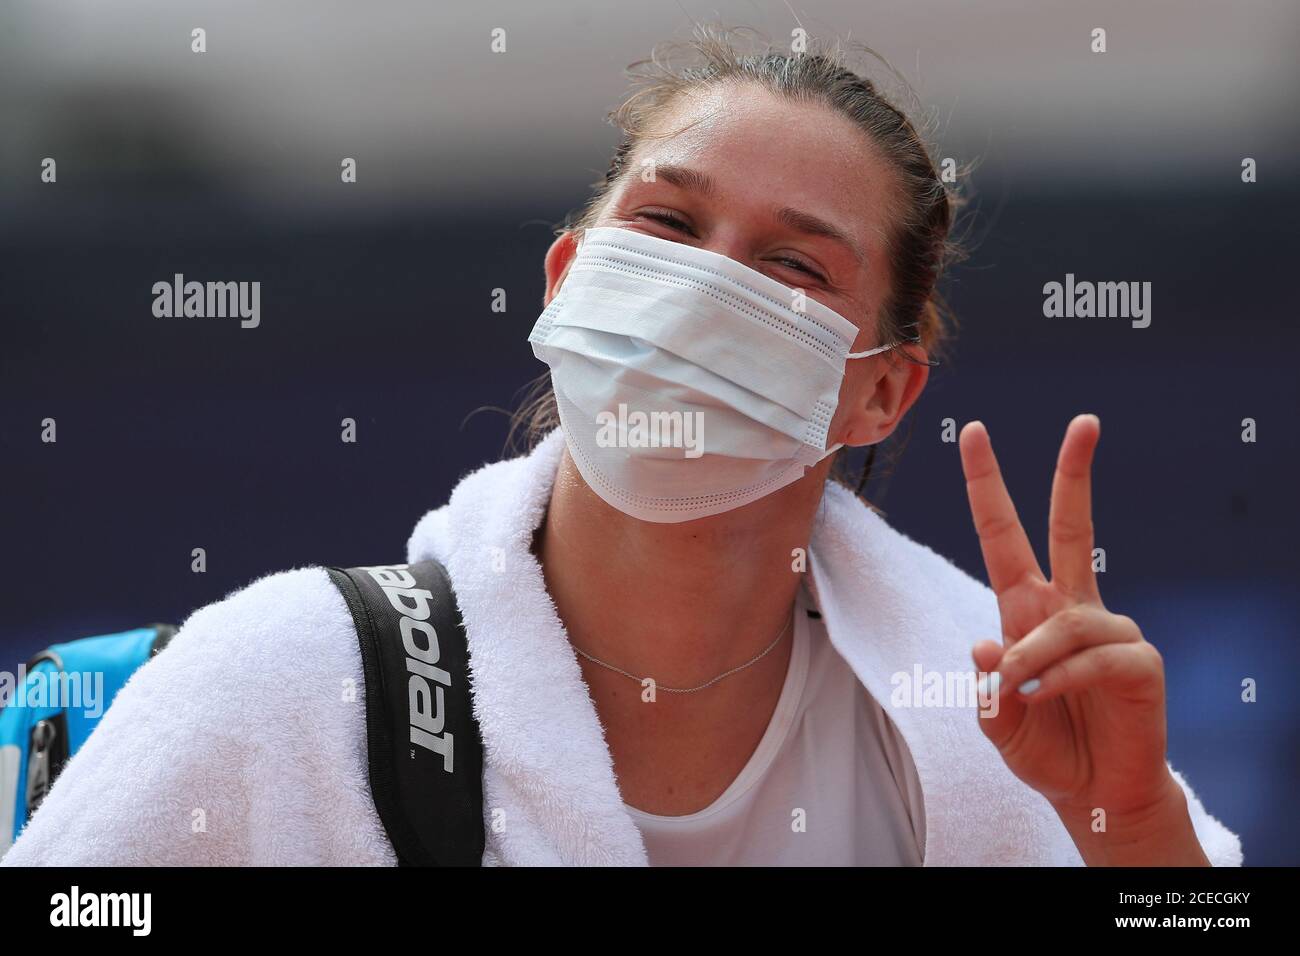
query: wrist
[{"left": 1053, "top": 775, "right": 1211, "bottom": 867}]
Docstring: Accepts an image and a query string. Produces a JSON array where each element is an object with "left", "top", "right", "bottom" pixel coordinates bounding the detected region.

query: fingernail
[{"left": 1018, "top": 678, "right": 1041, "bottom": 695}]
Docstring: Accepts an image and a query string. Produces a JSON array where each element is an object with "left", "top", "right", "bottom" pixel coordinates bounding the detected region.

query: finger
[
  {"left": 1048, "top": 414, "right": 1102, "bottom": 603},
  {"left": 993, "top": 606, "right": 1143, "bottom": 697},
  {"left": 971, "top": 641, "right": 1024, "bottom": 748},
  {"left": 959, "top": 421, "right": 1045, "bottom": 594},
  {"left": 972, "top": 639, "right": 1005, "bottom": 673},
  {"left": 1017, "top": 640, "right": 1164, "bottom": 703}
]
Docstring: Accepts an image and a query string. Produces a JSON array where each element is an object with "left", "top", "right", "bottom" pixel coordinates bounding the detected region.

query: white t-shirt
[{"left": 625, "top": 583, "right": 926, "bottom": 866}]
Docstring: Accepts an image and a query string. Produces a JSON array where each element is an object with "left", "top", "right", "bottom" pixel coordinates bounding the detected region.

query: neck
[{"left": 537, "top": 448, "right": 830, "bottom": 691}]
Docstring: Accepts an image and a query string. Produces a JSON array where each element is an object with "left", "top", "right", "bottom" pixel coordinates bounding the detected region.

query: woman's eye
[
  {"left": 641, "top": 211, "right": 694, "bottom": 234},
  {"left": 776, "top": 257, "right": 826, "bottom": 282}
]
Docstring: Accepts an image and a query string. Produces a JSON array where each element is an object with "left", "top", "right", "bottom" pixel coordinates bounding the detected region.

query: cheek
[{"left": 827, "top": 365, "right": 873, "bottom": 445}]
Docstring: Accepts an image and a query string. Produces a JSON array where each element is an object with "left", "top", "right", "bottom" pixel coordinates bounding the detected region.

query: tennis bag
[{"left": 0, "top": 560, "right": 484, "bottom": 866}]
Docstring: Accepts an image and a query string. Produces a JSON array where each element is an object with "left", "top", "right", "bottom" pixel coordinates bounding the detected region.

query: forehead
[{"left": 627, "top": 81, "right": 897, "bottom": 251}]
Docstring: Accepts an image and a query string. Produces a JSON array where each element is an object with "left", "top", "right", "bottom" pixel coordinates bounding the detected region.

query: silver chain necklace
[{"left": 571, "top": 612, "right": 794, "bottom": 694}]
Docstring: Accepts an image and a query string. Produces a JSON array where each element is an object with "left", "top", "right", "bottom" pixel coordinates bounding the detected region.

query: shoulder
[
  {"left": 138, "top": 565, "right": 364, "bottom": 741},
  {"left": 85, "top": 563, "right": 366, "bottom": 765},
  {"left": 166, "top": 565, "right": 355, "bottom": 677}
]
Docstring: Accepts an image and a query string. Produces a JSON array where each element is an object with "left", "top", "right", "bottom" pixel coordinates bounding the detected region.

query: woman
[{"left": 3, "top": 28, "right": 1240, "bottom": 866}]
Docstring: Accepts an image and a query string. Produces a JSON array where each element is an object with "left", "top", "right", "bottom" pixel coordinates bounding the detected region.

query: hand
[{"left": 959, "top": 414, "right": 1208, "bottom": 866}]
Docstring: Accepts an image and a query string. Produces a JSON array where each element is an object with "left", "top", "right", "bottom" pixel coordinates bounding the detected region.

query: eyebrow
[{"left": 651, "top": 163, "right": 867, "bottom": 267}]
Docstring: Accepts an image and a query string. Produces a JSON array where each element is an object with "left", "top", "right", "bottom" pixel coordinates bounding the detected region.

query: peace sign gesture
[{"left": 959, "top": 414, "right": 1209, "bottom": 866}]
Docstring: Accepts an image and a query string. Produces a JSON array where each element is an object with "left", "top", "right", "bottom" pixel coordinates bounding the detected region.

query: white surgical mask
[{"left": 527, "top": 226, "right": 893, "bottom": 523}]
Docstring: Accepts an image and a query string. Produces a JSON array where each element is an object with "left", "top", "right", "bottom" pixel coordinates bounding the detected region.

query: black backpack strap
[{"left": 326, "top": 559, "right": 485, "bottom": 867}]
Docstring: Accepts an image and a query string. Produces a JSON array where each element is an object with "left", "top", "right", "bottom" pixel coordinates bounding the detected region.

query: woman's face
[{"left": 545, "top": 80, "right": 928, "bottom": 449}]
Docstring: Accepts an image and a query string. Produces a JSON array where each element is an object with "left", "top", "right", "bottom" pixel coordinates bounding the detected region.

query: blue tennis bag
[
  {"left": 0, "top": 561, "right": 485, "bottom": 865},
  {"left": 0, "top": 625, "right": 176, "bottom": 856}
]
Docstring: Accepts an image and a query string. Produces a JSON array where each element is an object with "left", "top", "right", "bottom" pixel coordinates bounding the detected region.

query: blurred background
[{"left": 1, "top": 1, "right": 1297, "bottom": 863}]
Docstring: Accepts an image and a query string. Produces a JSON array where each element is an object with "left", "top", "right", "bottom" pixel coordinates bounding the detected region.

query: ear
[
  {"left": 543, "top": 231, "right": 582, "bottom": 306},
  {"left": 839, "top": 348, "right": 930, "bottom": 447}
]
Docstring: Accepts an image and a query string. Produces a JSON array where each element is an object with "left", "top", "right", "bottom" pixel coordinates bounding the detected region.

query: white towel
[{"left": 3, "top": 429, "right": 1242, "bottom": 866}]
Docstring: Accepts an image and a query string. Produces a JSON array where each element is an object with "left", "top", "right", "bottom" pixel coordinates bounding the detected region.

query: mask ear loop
[
  {"left": 845, "top": 324, "right": 940, "bottom": 367},
  {"left": 845, "top": 343, "right": 895, "bottom": 359}
]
